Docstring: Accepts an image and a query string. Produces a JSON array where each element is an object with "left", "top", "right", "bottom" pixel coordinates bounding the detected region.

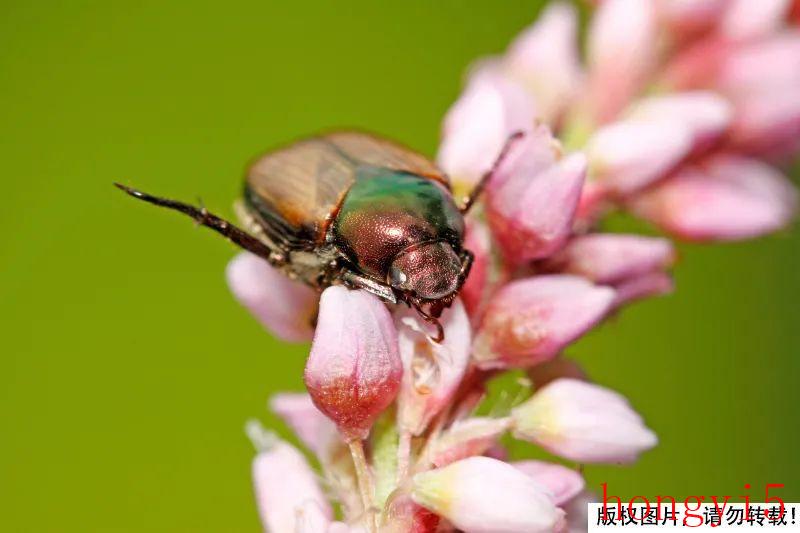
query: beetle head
[{"left": 388, "top": 241, "right": 463, "bottom": 304}]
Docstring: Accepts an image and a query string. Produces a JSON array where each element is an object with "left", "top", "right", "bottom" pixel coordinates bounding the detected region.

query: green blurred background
[{"left": 1, "top": 1, "right": 798, "bottom": 531}]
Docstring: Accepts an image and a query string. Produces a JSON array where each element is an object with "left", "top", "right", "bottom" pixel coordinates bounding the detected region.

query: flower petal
[
  {"left": 304, "top": 286, "right": 402, "bottom": 441},
  {"left": 511, "top": 378, "right": 658, "bottom": 464},
  {"left": 412, "top": 456, "right": 564, "bottom": 533},
  {"left": 474, "top": 275, "right": 615, "bottom": 369},
  {"left": 226, "top": 252, "right": 318, "bottom": 342}
]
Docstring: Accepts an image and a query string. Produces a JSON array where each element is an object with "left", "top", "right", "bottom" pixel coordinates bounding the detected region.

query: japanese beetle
[{"left": 116, "top": 131, "right": 519, "bottom": 340}]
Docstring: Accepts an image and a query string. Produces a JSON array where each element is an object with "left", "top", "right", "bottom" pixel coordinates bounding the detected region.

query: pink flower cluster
[{"left": 228, "top": 1, "right": 798, "bottom": 532}]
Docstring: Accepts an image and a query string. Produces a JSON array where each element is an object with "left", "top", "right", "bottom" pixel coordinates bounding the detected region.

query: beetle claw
[{"left": 410, "top": 299, "right": 445, "bottom": 343}]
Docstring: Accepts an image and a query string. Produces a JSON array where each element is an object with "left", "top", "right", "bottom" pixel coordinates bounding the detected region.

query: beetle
[{"left": 116, "top": 130, "right": 520, "bottom": 340}]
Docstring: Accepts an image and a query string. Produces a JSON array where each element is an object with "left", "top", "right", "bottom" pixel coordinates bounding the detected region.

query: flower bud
[
  {"left": 460, "top": 219, "right": 492, "bottom": 320},
  {"left": 631, "top": 154, "right": 798, "bottom": 241},
  {"left": 586, "top": 0, "right": 658, "bottom": 122},
  {"left": 658, "top": 0, "right": 728, "bottom": 39},
  {"left": 395, "top": 299, "right": 471, "bottom": 436},
  {"left": 304, "top": 286, "right": 402, "bottom": 441},
  {"left": 269, "top": 393, "right": 339, "bottom": 457},
  {"left": 512, "top": 460, "right": 585, "bottom": 506},
  {"left": 411, "top": 456, "right": 564, "bottom": 533},
  {"left": 251, "top": 436, "right": 332, "bottom": 533},
  {"left": 728, "top": 87, "right": 800, "bottom": 159},
  {"left": 627, "top": 92, "right": 733, "bottom": 152},
  {"left": 612, "top": 271, "right": 675, "bottom": 308},
  {"left": 295, "top": 500, "right": 331, "bottom": 533},
  {"left": 587, "top": 118, "right": 692, "bottom": 194},
  {"left": 226, "top": 252, "right": 318, "bottom": 342},
  {"left": 511, "top": 378, "right": 658, "bottom": 464},
  {"left": 486, "top": 138, "right": 586, "bottom": 264},
  {"left": 474, "top": 275, "right": 615, "bottom": 369},
  {"left": 429, "top": 417, "right": 512, "bottom": 467},
  {"left": 544, "top": 234, "right": 675, "bottom": 285},
  {"left": 437, "top": 68, "right": 535, "bottom": 191},
  {"left": 720, "top": 0, "right": 791, "bottom": 41},
  {"left": 528, "top": 357, "right": 588, "bottom": 390},
  {"left": 719, "top": 33, "right": 800, "bottom": 96},
  {"left": 503, "top": 2, "right": 583, "bottom": 123}
]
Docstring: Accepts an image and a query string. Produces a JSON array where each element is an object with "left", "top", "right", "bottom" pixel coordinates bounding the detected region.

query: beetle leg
[
  {"left": 458, "top": 249, "right": 474, "bottom": 285},
  {"left": 459, "top": 130, "right": 526, "bottom": 214},
  {"left": 339, "top": 268, "right": 398, "bottom": 304},
  {"left": 114, "top": 183, "right": 286, "bottom": 267},
  {"left": 409, "top": 299, "right": 445, "bottom": 343}
]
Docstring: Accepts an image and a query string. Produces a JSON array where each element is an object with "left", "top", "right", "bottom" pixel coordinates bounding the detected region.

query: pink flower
[
  {"left": 612, "top": 271, "right": 676, "bottom": 308},
  {"left": 586, "top": 118, "right": 692, "bottom": 194},
  {"left": 512, "top": 460, "right": 585, "bottom": 506},
  {"left": 437, "top": 68, "right": 535, "bottom": 191},
  {"left": 304, "top": 286, "right": 402, "bottom": 441},
  {"left": 395, "top": 299, "right": 471, "bottom": 436},
  {"left": 626, "top": 92, "right": 733, "bottom": 152},
  {"left": 502, "top": 2, "right": 583, "bottom": 124},
  {"left": 473, "top": 275, "right": 616, "bottom": 369},
  {"left": 528, "top": 356, "right": 589, "bottom": 390},
  {"left": 411, "top": 457, "right": 564, "bottom": 533},
  {"left": 585, "top": 0, "right": 658, "bottom": 122},
  {"left": 486, "top": 130, "right": 586, "bottom": 263},
  {"left": 250, "top": 435, "right": 332, "bottom": 533},
  {"left": 631, "top": 155, "right": 797, "bottom": 241},
  {"left": 459, "top": 219, "right": 492, "bottom": 319},
  {"left": 720, "top": 0, "right": 792, "bottom": 41},
  {"left": 544, "top": 234, "right": 676, "bottom": 285},
  {"left": 269, "top": 393, "right": 339, "bottom": 458},
  {"left": 511, "top": 378, "right": 658, "bottom": 464},
  {"left": 226, "top": 252, "right": 318, "bottom": 342},
  {"left": 427, "top": 417, "right": 512, "bottom": 468},
  {"left": 658, "top": 0, "right": 729, "bottom": 39}
]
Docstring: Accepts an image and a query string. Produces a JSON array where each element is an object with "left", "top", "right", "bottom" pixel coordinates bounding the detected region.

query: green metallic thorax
[{"left": 331, "top": 168, "right": 464, "bottom": 278}]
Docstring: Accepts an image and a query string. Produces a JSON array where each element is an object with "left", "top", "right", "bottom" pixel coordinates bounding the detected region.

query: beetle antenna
[
  {"left": 114, "top": 183, "right": 278, "bottom": 264},
  {"left": 459, "top": 130, "right": 526, "bottom": 214}
]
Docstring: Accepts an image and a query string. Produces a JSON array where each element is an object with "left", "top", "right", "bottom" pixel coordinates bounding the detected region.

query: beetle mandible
[{"left": 116, "top": 130, "right": 521, "bottom": 341}]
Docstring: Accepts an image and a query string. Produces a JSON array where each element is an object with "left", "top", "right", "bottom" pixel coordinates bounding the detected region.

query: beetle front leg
[{"left": 339, "top": 268, "right": 398, "bottom": 304}]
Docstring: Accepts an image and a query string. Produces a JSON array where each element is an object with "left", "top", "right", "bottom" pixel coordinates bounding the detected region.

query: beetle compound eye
[{"left": 389, "top": 265, "right": 409, "bottom": 287}]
